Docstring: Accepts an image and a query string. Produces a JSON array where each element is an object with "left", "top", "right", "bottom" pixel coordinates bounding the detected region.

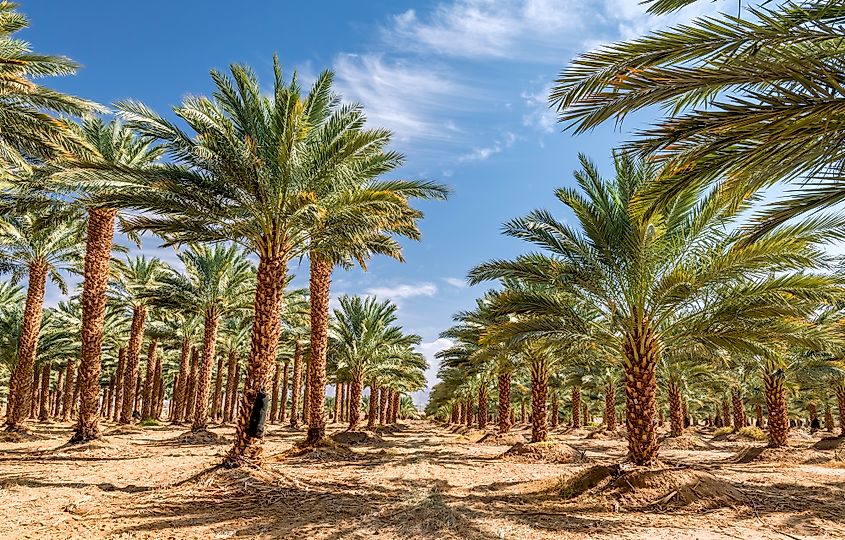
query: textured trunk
[
  {"left": 306, "top": 254, "right": 331, "bottom": 443},
  {"left": 755, "top": 403, "right": 764, "bottom": 427},
  {"left": 731, "top": 388, "right": 746, "bottom": 432},
  {"left": 366, "top": 382, "right": 379, "bottom": 430},
  {"left": 529, "top": 356, "right": 549, "bottom": 443},
  {"left": 54, "top": 369, "right": 64, "bottom": 418},
  {"left": 837, "top": 385, "right": 845, "bottom": 436},
  {"left": 212, "top": 352, "right": 225, "bottom": 422},
  {"left": 348, "top": 373, "right": 363, "bottom": 430},
  {"left": 333, "top": 383, "right": 342, "bottom": 423},
  {"left": 391, "top": 391, "right": 400, "bottom": 423},
  {"left": 550, "top": 391, "right": 559, "bottom": 428},
  {"left": 465, "top": 398, "right": 474, "bottom": 427},
  {"left": 721, "top": 399, "right": 732, "bottom": 429},
  {"left": 73, "top": 208, "right": 118, "bottom": 441},
  {"left": 223, "top": 350, "right": 237, "bottom": 423},
  {"left": 29, "top": 367, "right": 38, "bottom": 418},
  {"left": 808, "top": 403, "right": 818, "bottom": 430},
  {"left": 61, "top": 359, "right": 76, "bottom": 421},
  {"left": 141, "top": 339, "right": 158, "bottom": 420},
  {"left": 571, "top": 386, "right": 581, "bottom": 428},
  {"left": 520, "top": 400, "right": 525, "bottom": 423},
  {"left": 289, "top": 343, "right": 302, "bottom": 428},
  {"left": 497, "top": 372, "right": 512, "bottom": 434},
  {"left": 824, "top": 404, "right": 834, "bottom": 432},
  {"left": 583, "top": 402, "right": 589, "bottom": 426},
  {"left": 450, "top": 403, "right": 459, "bottom": 424},
  {"left": 302, "top": 367, "right": 310, "bottom": 425},
  {"left": 172, "top": 337, "right": 190, "bottom": 424},
  {"left": 668, "top": 380, "right": 684, "bottom": 437},
  {"left": 270, "top": 362, "right": 280, "bottom": 424},
  {"left": 5, "top": 260, "right": 48, "bottom": 431},
  {"left": 105, "top": 377, "right": 114, "bottom": 419},
  {"left": 477, "top": 384, "right": 488, "bottom": 430},
  {"left": 623, "top": 320, "right": 659, "bottom": 466},
  {"left": 120, "top": 306, "right": 147, "bottom": 424},
  {"left": 134, "top": 372, "right": 142, "bottom": 413},
  {"left": 764, "top": 370, "right": 789, "bottom": 447},
  {"left": 379, "top": 387, "right": 388, "bottom": 425},
  {"left": 112, "top": 348, "right": 125, "bottom": 422},
  {"left": 193, "top": 309, "right": 220, "bottom": 431},
  {"left": 279, "top": 361, "right": 289, "bottom": 423},
  {"left": 184, "top": 347, "right": 199, "bottom": 422},
  {"left": 605, "top": 381, "right": 616, "bottom": 431},
  {"left": 227, "top": 254, "right": 287, "bottom": 464},
  {"left": 229, "top": 364, "right": 241, "bottom": 422},
  {"left": 37, "top": 361, "right": 51, "bottom": 421}
]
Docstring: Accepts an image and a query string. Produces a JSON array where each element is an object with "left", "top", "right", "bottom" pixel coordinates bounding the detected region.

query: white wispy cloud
[
  {"left": 522, "top": 82, "right": 556, "bottom": 134},
  {"left": 412, "top": 337, "right": 454, "bottom": 406},
  {"left": 458, "top": 131, "right": 518, "bottom": 162},
  {"left": 365, "top": 282, "right": 438, "bottom": 302},
  {"left": 333, "top": 53, "right": 468, "bottom": 144},
  {"left": 442, "top": 277, "right": 467, "bottom": 288}
]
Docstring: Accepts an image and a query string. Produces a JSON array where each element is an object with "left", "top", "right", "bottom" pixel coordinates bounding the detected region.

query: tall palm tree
[
  {"left": 0, "top": 3, "right": 101, "bottom": 175},
  {"left": 1, "top": 211, "right": 82, "bottom": 431},
  {"left": 303, "top": 109, "right": 447, "bottom": 442},
  {"left": 550, "top": 0, "right": 845, "bottom": 232},
  {"left": 330, "top": 295, "right": 420, "bottom": 431},
  {"left": 470, "top": 153, "right": 842, "bottom": 465},
  {"left": 110, "top": 255, "right": 165, "bottom": 425},
  {"left": 149, "top": 244, "right": 253, "bottom": 431},
  {"left": 106, "top": 59, "right": 366, "bottom": 464}
]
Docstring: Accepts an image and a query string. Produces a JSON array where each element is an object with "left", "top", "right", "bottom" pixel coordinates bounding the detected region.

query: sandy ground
[{"left": 1, "top": 420, "right": 844, "bottom": 539}]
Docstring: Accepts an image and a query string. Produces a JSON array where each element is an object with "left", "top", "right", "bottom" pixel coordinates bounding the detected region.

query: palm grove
[
  {"left": 426, "top": 0, "right": 845, "bottom": 466},
  {"left": 0, "top": 3, "right": 446, "bottom": 465}
]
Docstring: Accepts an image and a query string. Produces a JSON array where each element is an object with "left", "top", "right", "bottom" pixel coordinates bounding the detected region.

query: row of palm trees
[
  {"left": 0, "top": 4, "right": 444, "bottom": 465},
  {"left": 427, "top": 0, "right": 845, "bottom": 466}
]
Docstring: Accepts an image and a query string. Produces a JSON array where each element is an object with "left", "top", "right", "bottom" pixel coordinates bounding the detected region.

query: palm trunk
[
  {"left": 73, "top": 208, "right": 118, "bottom": 441},
  {"left": 212, "top": 352, "right": 225, "bottom": 422},
  {"left": 731, "top": 388, "right": 745, "bottom": 432},
  {"left": 141, "top": 339, "right": 158, "bottom": 420},
  {"left": 583, "top": 402, "right": 589, "bottom": 426},
  {"left": 605, "top": 381, "right": 616, "bottom": 431},
  {"left": 192, "top": 309, "right": 220, "bottom": 431},
  {"left": 112, "top": 348, "right": 125, "bottom": 422},
  {"left": 119, "top": 305, "right": 147, "bottom": 424},
  {"left": 366, "top": 382, "right": 379, "bottom": 430},
  {"left": 477, "top": 384, "right": 488, "bottom": 430},
  {"left": 172, "top": 337, "right": 190, "bottom": 424},
  {"left": 5, "top": 260, "right": 48, "bottom": 431},
  {"left": 721, "top": 399, "right": 732, "bottom": 429},
  {"left": 61, "top": 359, "right": 76, "bottom": 421},
  {"left": 279, "top": 361, "right": 289, "bottom": 423},
  {"left": 289, "top": 342, "right": 302, "bottom": 428},
  {"left": 622, "top": 320, "right": 660, "bottom": 466},
  {"left": 465, "top": 398, "right": 473, "bottom": 427},
  {"left": 391, "top": 391, "right": 400, "bottom": 423},
  {"left": 808, "top": 403, "right": 819, "bottom": 430},
  {"left": 571, "top": 386, "right": 581, "bottom": 428},
  {"left": 836, "top": 384, "right": 845, "bottom": 436},
  {"left": 270, "top": 362, "right": 280, "bottom": 424},
  {"left": 755, "top": 403, "right": 764, "bottom": 428},
  {"left": 348, "top": 373, "right": 363, "bottom": 430},
  {"left": 223, "top": 350, "right": 237, "bottom": 423},
  {"left": 37, "top": 361, "right": 51, "bottom": 421},
  {"left": 134, "top": 372, "right": 142, "bottom": 414},
  {"left": 306, "top": 254, "right": 331, "bottom": 443},
  {"left": 302, "top": 367, "right": 310, "bottom": 425},
  {"left": 379, "top": 387, "right": 388, "bottom": 425},
  {"left": 227, "top": 255, "right": 287, "bottom": 464},
  {"left": 763, "top": 370, "right": 789, "bottom": 447},
  {"left": 497, "top": 372, "right": 512, "bottom": 434},
  {"left": 54, "top": 369, "right": 64, "bottom": 418},
  {"left": 333, "top": 383, "right": 341, "bottom": 423},
  {"left": 529, "top": 355, "right": 549, "bottom": 443},
  {"left": 184, "top": 347, "right": 199, "bottom": 422},
  {"left": 824, "top": 404, "right": 834, "bottom": 432},
  {"left": 550, "top": 391, "right": 559, "bottom": 428},
  {"left": 668, "top": 380, "right": 684, "bottom": 437}
]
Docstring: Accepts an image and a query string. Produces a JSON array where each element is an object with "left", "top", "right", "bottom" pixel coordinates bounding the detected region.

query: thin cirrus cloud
[
  {"left": 365, "top": 282, "right": 439, "bottom": 302},
  {"left": 442, "top": 277, "right": 467, "bottom": 288}
]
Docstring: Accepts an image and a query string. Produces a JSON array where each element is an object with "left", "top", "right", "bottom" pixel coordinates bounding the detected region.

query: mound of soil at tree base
[
  {"left": 277, "top": 438, "right": 360, "bottom": 463},
  {"left": 586, "top": 428, "right": 626, "bottom": 440},
  {"left": 160, "top": 463, "right": 307, "bottom": 507},
  {"left": 330, "top": 430, "right": 384, "bottom": 446},
  {"left": 556, "top": 464, "right": 746, "bottom": 511},
  {"left": 171, "top": 429, "right": 227, "bottom": 445},
  {"left": 501, "top": 441, "right": 585, "bottom": 464},
  {"left": 0, "top": 429, "right": 49, "bottom": 443},
  {"left": 730, "top": 445, "right": 832, "bottom": 465},
  {"left": 660, "top": 433, "right": 715, "bottom": 451},
  {"left": 374, "top": 423, "right": 406, "bottom": 434},
  {"left": 813, "top": 436, "right": 845, "bottom": 451},
  {"left": 476, "top": 432, "right": 527, "bottom": 446}
]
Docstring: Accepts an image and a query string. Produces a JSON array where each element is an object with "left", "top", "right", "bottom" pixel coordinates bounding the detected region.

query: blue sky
[{"left": 23, "top": 0, "right": 730, "bottom": 403}]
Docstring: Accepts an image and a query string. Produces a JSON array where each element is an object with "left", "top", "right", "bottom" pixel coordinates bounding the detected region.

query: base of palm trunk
[
  {"left": 4, "top": 423, "right": 29, "bottom": 434},
  {"left": 305, "top": 426, "right": 325, "bottom": 445},
  {"left": 68, "top": 426, "right": 102, "bottom": 445}
]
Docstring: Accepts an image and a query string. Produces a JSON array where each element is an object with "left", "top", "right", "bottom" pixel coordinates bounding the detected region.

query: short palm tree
[
  {"left": 550, "top": 0, "right": 845, "bottom": 232},
  {"left": 1, "top": 211, "right": 83, "bottom": 431},
  {"left": 470, "top": 153, "right": 842, "bottom": 465},
  {"left": 149, "top": 244, "right": 253, "bottom": 431},
  {"left": 110, "top": 255, "right": 165, "bottom": 425}
]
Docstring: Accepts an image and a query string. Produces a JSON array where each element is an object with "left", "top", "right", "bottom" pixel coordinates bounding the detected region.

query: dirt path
[{"left": 1, "top": 421, "right": 843, "bottom": 539}]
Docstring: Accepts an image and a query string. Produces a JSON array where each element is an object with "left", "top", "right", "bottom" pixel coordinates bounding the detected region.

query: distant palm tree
[
  {"left": 1, "top": 211, "right": 82, "bottom": 431},
  {"left": 550, "top": 0, "right": 845, "bottom": 232},
  {"left": 0, "top": 3, "right": 100, "bottom": 175},
  {"left": 110, "top": 255, "right": 165, "bottom": 425},
  {"left": 149, "top": 244, "right": 253, "bottom": 431}
]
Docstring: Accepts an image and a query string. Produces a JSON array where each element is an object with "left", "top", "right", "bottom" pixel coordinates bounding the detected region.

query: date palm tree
[
  {"left": 470, "top": 153, "right": 843, "bottom": 465},
  {"left": 0, "top": 3, "right": 101, "bottom": 175},
  {"left": 550, "top": 0, "right": 845, "bottom": 232},
  {"left": 106, "top": 58, "right": 375, "bottom": 464},
  {"left": 148, "top": 244, "right": 254, "bottom": 431},
  {"left": 110, "top": 255, "right": 165, "bottom": 425},
  {"left": 1, "top": 211, "right": 83, "bottom": 431}
]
